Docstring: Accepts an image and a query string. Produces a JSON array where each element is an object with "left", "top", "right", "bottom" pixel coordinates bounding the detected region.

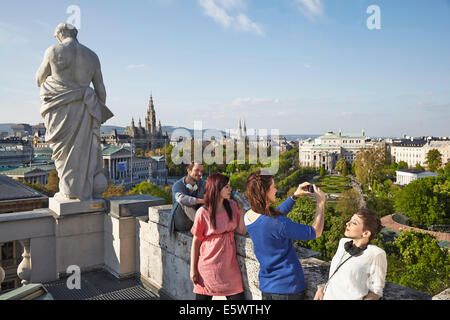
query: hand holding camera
[{"left": 294, "top": 182, "right": 326, "bottom": 204}]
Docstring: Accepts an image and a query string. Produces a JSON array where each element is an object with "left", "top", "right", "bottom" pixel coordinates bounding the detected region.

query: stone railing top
[
  {"left": 147, "top": 205, "right": 321, "bottom": 260},
  {"left": 0, "top": 208, "right": 52, "bottom": 223},
  {"left": 105, "top": 195, "right": 166, "bottom": 218}
]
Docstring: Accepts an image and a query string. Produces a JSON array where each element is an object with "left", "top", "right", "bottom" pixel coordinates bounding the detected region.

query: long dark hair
[
  {"left": 204, "top": 173, "right": 233, "bottom": 228},
  {"left": 245, "top": 170, "right": 283, "bottom": 217}
]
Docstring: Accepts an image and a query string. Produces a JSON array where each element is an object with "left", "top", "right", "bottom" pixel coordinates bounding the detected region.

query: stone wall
[{"left": 137, "top": 205, "right": 434, "bottom": 300}]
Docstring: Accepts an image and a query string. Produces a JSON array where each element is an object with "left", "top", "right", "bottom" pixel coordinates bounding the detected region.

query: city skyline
[{"left": 0, "top": 0, "right": 449, "bottom": 137}]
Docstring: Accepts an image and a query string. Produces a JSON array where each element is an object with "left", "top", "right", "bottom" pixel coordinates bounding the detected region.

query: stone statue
[{"left": 36, "top": 23, "right": 113, "bottom": 201}]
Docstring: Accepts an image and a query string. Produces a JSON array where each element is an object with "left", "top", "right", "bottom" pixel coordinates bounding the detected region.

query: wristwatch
[{"left": 290, "top": 194, "right": 298, "bottom": 201}]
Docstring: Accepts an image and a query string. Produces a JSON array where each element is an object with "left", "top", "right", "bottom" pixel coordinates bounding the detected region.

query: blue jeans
[{"left": 262, "top": 291, "right": 305, "bottom": 300}]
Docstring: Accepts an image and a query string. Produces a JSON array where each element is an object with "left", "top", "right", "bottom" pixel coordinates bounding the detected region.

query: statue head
[{"left": 54, "top": 23, "right": 78, "bottom": 43}]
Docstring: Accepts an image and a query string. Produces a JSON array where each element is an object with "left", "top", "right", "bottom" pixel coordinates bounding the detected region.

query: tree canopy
[
  {"left": 426, "top": 149, "right": 443, "bottom": 172},
  {"left": 394, "top": 176, "right": 449, "bottom": 228},
  {"left": 383, "top": 230, "right": 449, "bottom": 296},
  {"left": 354, "top": 145, "right": 390, "bottom": 187}
]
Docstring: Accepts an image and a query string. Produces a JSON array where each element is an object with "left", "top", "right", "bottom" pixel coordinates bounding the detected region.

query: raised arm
[
  {"left": 311, "top": 185, "right": 326, "bottom": 238},
  {"left": 289, "top": 182, "right": 326, "bottom": 238}
]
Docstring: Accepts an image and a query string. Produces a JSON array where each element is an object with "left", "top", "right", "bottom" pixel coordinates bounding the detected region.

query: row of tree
[
  {"left": 284, "top": 193, "right": 449, "bottom": 296},
  {"left": 341, "top": 145, "right": 450, "bottom": 228}
]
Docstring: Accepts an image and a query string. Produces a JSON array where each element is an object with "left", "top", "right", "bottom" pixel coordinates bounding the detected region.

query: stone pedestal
[
  {"left": 49, "top": 197, "right": 105, "bottom": 216},
  {"left": 103, "top": 195, "right": 166, "bottom": 280}
]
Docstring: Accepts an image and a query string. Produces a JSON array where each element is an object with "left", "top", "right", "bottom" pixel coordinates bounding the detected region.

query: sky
[{"left": 0, "top": 0, "right": 449, "bottom": 137}]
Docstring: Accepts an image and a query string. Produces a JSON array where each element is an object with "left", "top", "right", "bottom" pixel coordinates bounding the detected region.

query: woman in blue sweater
[{"left": 244, "top": 171, "right": 326, "bottom": 300}]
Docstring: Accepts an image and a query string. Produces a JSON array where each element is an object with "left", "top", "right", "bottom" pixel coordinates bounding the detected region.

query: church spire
[
  {"left": 238, "top": 119, "right": 242, "bottom": 139},
  {"left": 146, "top": 94, "right": 156, "bottom": 135}
]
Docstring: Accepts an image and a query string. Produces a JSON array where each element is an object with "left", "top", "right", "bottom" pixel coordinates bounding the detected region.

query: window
[
  {"left": 1, "top": 242, "right": 14, "bottom": 261},
  {"left": 1, "top": 280, "right": 16, "bottom": 292}
]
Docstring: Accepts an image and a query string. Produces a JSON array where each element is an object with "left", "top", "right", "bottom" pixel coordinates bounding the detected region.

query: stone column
[
  {"left": 108, "top": 159, "right": 111, "bottom": 180},
  {"left": 17, "top": 239, "right": 31, "bottom": 286},
  {"left": 0, "top": 243, "right": 5, "bottom": 285}
]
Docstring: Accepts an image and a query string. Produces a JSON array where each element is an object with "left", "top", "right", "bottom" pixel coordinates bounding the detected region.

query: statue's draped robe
[{"left": 40, "top": 76, "right": 113, "bottom": 200}]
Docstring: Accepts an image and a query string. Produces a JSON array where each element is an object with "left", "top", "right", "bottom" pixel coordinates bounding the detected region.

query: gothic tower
[
  {"left": 145, "top": 94, "right": 156, "bottom": 135},
  {"left": 238, "top": 119, "right": 242, "bottom": 139}
]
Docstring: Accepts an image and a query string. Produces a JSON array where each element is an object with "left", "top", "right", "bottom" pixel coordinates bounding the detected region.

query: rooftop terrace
[{"left": 0, "top": 195, "right": 447, "bottom": 301}]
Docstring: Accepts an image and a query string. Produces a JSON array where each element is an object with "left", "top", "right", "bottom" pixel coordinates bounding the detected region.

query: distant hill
[
  {"left": 100, "top": 125, "right": 126, "bottom": 134},
  {"left": 1, "top": 123, "right": 318, "bottom": 141},
  {"left": 283, "top": 134, "right": 320, "bottom": 141},
  {"left": 100, "top": 125, "right": 226, "bottom": 137}
]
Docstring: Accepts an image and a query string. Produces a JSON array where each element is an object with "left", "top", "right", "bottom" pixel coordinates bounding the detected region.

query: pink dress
[{"left": 190, "top": 199, "right": 244, "bottom": 296}]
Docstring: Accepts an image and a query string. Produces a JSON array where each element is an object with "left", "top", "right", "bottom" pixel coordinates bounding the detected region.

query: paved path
[{"left": 381, "top": 214, "right": 450, "bottom": 242}]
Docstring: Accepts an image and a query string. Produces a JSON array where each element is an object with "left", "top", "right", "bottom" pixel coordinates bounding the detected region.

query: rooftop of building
[
  {"left": 396, "top": 168, "right": 424, "bottom": 174},
  {"left": 102, "top": 145, "right": 131, "bottom": 156},
  {"left": 0, "top": 164, "right": 55, "bottom": 175},
  {"left": 33, "top": 148, "right": 52, "bottom": 155},
  {"left": 0, "top": 175, "right": 47, "bottom": 201},
  {"left": 396, "top": 169, "right": 438, "bottom": 175},
  {"left": 316, "top": 130, "right": 366, "bottom": 140}
]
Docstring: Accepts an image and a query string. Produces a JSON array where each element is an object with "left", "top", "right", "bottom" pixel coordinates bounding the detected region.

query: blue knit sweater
[{"left": 245, "top": 197, "right": 316, "bottom": 294}]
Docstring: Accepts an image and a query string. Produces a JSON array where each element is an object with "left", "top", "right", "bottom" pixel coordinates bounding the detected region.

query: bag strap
[{"left": 323, "top": 255, "right": 353, "bottom": 295}]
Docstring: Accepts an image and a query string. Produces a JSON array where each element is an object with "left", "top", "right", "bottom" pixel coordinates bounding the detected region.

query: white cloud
[
  {"left": 295, "top": 0, "right": 324, "bottom": 21},
  {"left": 198, "top": 0, "right": 264, "bottom": 36},
  {"left": 216, "top": 0, "right": 246, "bottom": 10},
  {"left": 0, "top": 22, "right": 29, "bottom": 45},
  {"left": 235, "top": 13, "right": 264, "bottom": 36},
  {"left": 126, "top": 64, "right": 146, "bottom": 70},
  {"left": 230, "top": 97, "right": 280, "bottom": 107}
]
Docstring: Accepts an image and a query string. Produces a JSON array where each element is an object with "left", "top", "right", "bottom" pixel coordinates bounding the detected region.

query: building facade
[
  {"left": 0, "top": 139, "right": 33, "bottom": 167},
  {"left": 0, "top": 165, "right": 55, "bottom": 185},
  {"left": 299, "top": 130, "right": 374, "bottom": 171},
  {"left": 122, "top": 95, "right": 169, "bottom": 151},
  {"left": 102, "top": 145, "right": 168, "bottom": 187},
  {"left": 395, "top": 169, "right": 438, "bottom": 186},
  {"left": 391, "top": 138, "right": 450, "bottom": 168}
]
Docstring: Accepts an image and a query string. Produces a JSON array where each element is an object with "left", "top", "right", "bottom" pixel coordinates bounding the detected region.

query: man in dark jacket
[{"left": 168, "top": 162, "right": 205, "bottom": 236}]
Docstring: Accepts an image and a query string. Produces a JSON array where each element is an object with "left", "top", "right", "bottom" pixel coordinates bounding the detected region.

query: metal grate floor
[{"left": 43, "top": 270, "right": 165, "bottom": 300}]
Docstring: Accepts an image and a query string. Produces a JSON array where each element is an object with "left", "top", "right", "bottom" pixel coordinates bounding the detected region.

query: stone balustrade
[
  {"left": 0, "top": 243, "right": 5, "bottom": 285},
  {"left": 17, "top": 239, "right": 31, "bottom": 285}
]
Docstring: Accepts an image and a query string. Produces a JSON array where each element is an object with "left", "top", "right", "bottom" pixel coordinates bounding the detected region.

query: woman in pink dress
[{"left": 190, "top": 173, "right": 247, "bottom": 300}]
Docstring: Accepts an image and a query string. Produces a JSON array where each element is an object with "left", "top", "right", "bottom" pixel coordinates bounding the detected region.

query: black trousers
[
  {"left": 261, "top": 291, "right": 305, "bottom": 300},
  {"left": 196, "top": 292, "right": 246, "bottom": 300}
]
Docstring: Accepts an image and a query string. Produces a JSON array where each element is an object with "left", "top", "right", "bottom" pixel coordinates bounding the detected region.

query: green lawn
[{"left": 315, "top": 175, "right": 352, "bottom": 193}]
